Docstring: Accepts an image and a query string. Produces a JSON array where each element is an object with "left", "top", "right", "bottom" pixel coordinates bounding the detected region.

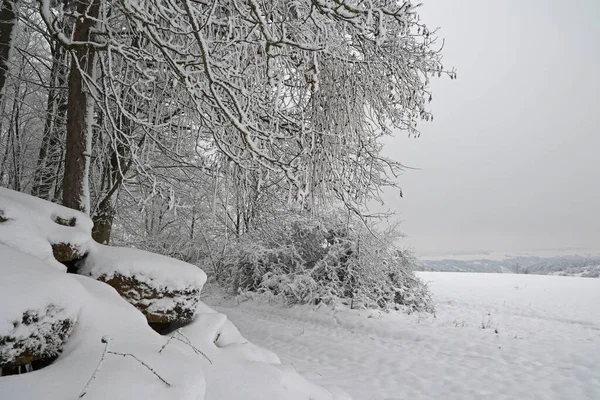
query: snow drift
[{"left": 0, "top": 187, "right": 349, "bottom": 400}]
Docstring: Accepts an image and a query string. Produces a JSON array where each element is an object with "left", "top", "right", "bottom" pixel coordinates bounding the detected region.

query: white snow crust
[
  {"left": 206, "top": 272, "right": 600, "bottom": 400},
  {"left": 1, "top": 272, "right": 206, "bottom": 400}
]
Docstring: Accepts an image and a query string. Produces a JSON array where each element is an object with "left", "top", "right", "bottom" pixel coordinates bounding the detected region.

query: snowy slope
[
  {"left": 206, "top": 272, "right": 600, "bottom": 400},
  {"left": 0, "top": 188, "right": 350, "bottom": 400}
]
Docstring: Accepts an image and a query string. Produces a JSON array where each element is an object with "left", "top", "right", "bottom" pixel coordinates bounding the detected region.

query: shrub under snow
[{"left": 216, "top": 211, "right": 434, "bottom": 314}]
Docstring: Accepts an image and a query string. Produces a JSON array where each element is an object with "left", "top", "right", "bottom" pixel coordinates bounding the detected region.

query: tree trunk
[
  {"left": 32, "top": 43, "right": 69, "bottom": 200},
  {"left": 0, "top": 0, "right": 18, "bottom": 99},
  {"left": 91, "top": 103, "right": 135, "bottom": 244},
  {"left": 62, "top": 0, "right": 100, "bottom": 213},
  {"left": 7, "top": 85, "right": 20, "bottom": 190},
  {"left": 92, "top": 194, "right": 115, "bottom": 244}
]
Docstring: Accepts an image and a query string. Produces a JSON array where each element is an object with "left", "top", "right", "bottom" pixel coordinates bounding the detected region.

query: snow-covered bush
[{"left": 217, "top": 211, "right": 434, "bottom": 314}]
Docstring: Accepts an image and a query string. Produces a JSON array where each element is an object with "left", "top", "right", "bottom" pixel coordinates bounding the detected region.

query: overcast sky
[{"left": 377, "top": 0, "right": 600, "bottom": 256}]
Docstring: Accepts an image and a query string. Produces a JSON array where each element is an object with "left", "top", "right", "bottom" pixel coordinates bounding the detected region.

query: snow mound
[
  {"left": 0, "top": 187, "right": 93, "bottom": 270},
  {"left": 0, "top": 245, "right": 84, "bottom": 368},
  {"left": 167, "top": 302, "right": 347, "bottom": 399},
  {"left": 176, "top": 301, "right": 281, "bottom": 365}
]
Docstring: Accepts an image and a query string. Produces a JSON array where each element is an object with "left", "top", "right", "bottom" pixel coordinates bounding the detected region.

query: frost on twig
[
  {"left": 78, "top": 336, "right": 110, "bottom": 398},
  {"left": 106, "top": 350, "right": 171, "bottom": 386},
  {"left": 158, "top": 329, "right": 212, "bottom": 365},
  {"left": 78, "top": 336, "right": 171, "bottom": 398},
  {"left": 38, "top": 0, "right": 455, "bottom": 217}
]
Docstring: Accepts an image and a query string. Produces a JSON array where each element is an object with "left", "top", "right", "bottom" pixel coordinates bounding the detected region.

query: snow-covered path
[{"left": 206, "top": 272, "right": 600, "bottom": 400}]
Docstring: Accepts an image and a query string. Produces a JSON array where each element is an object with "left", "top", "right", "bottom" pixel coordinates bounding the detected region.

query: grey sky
[{"left": 377, "top": 0, "right": 600, "bottom": 256}]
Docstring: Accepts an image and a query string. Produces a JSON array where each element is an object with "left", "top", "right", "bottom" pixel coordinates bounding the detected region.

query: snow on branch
[{"left": 41, "top": 0, "right": 455, "bottom": 213}]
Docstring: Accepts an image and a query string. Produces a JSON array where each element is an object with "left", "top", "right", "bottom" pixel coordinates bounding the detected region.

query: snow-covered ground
[
  {"left": 0, "top": 187, "right": 350, "bottom": 400},
  {"left": 206, "top": 272, "right": 600, "bottom": 400}
]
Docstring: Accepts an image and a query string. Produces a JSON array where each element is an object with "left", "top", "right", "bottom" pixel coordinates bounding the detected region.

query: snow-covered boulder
[
  {"left": 0, "top": 245, "right": 83, "bottom": 371},
  {"left": 78, "top": 243, "right": 207, "bottom": 325},
  {"left": 0, "top": 269, "right": 206, "bottom": 399},
  {"left": 0, "top": 187, "right": 93, "bottom": 269}
]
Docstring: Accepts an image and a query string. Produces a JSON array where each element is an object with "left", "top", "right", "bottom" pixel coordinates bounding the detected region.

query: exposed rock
[
  {"left": 51, "top": 242, "right": 84, "bottom": 263},
  {"left": 97, "top": 273, "right": 201, "bottom": 325},
  {"left": 0, "top": 305, "right": 76, "bottom": 370},
  {"left": 0, "top": 209, "right": 7, "bottom": 223},
  {"left": 52, "top": 215, "right": 77, "bottom": 227},
  {"left": 48, "top": 215, "right": 85, "bottom": 263}
]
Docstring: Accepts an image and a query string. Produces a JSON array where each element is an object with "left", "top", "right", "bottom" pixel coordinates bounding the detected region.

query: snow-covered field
[{"left": 206, "top": 272, "right": 600, "bottom": 400}]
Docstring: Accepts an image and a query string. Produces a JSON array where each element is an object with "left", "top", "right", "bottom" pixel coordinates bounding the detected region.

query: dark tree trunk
[
  {"left": 0, "top": 0, "right": 18, "bottom": 99},
  {"left": 6, "top": 70, "right": 23, "bottom": 191},
  {"left": 92, "top": 194, "right": 115, "bottom": 244},
  {"left": 62, "top": 0, "right": 100, "bottom": 213},
  {"left": 91, "top": 107, "right": 134, "bottom": 244},
  {"left": 32, "top": 43, "right": 69, "bottom": 200},
  {"left": 7, "top": 87, "right": 20, "bottom": 190}
]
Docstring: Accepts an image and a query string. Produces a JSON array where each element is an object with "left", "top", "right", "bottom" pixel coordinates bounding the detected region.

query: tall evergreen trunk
[
  {"left": 62, "top": 0, "right": 100, "bottom": 213},
  {"left": 0, "top": 0, "right": 18, "bottom": 99}
]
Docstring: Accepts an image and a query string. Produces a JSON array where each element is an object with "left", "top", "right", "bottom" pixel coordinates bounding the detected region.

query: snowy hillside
[
  {"left": 418, "top": 252, "right": 600, "bottom": 277},
  {"left": 206, "top": 272, "right": 600, "bottom": 399}
]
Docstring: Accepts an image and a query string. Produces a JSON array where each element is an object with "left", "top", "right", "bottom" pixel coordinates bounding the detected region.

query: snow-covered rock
[
  {"left": 0, "top": 271, "right": 206, "bottom": 399},
  {"left": 0, "top": 187, "right": 93, "bottom": 269},
  {"left": 78, "top": 243, "right": 207, "bottom": 325},
  {"left": 0, "top": 245, "right": 83, "bottom": 370}
]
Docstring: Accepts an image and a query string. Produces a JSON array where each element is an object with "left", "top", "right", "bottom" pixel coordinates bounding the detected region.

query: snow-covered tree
[{"left": 35, "top": 0, "right": 453, "bottom": 224}]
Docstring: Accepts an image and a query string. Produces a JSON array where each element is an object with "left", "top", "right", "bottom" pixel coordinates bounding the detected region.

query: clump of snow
[
  {"left": 175, "top": 301, "right": 281, "bottom": 365},
  {"left": 0, "top": 187, "right": 93, "bottom": 270},
  {"left": 164, "top": 302, "right": 348, "bottom": 399}
]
